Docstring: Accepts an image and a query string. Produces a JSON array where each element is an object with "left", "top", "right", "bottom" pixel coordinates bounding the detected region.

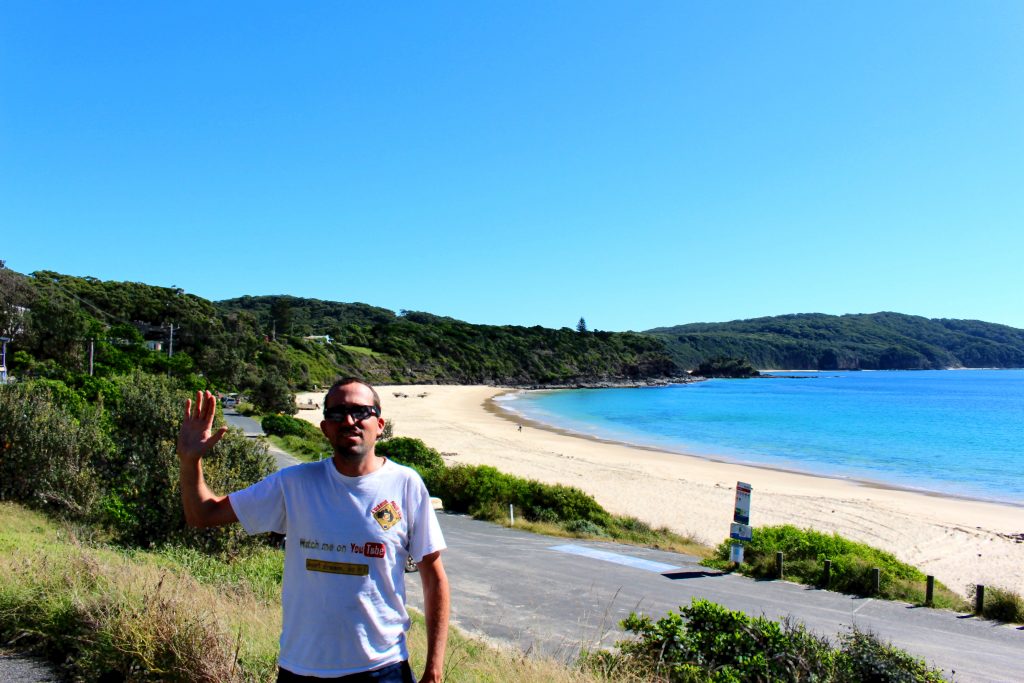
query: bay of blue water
[{"left": 498, "top": 370, "right": 1024, "bottom": 505}]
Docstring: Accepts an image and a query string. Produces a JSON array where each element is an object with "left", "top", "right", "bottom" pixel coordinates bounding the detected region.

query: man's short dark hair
[{"left": 324, "top": 377, "right": 381, "bottom": 412}]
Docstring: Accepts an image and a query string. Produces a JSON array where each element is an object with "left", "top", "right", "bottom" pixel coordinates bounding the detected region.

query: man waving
[{"left": 177, "top": 378, "right": 449, "bottom": 682}]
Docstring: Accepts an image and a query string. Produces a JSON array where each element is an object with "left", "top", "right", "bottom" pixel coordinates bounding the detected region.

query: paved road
[
  {"left": 0, "top": 649, "right": 58, "bottom": 682},
  {"left": 223, "top": 409, "right": 302, "bottom": 469},
  {"left": 406, "top": 513, "right": 1024, "bottom": 683}
]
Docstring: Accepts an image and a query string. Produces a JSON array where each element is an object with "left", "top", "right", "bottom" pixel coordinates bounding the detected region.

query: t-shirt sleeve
[
  {"left": 407, "top": 473, "right": 446, "bottom": 563},
  {"left": 228, "top": 471, "right": 287, "bottom": 535}
]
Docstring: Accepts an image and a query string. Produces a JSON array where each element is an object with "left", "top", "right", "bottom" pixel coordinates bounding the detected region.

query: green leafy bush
[
  {"left": 424, "top": 463, "right": 610, "bottom": 526},
  {"left": 261, "top": 414, "right": 322, "bottom": 439},
  {"left": 98, "top": 373, "right": 276, "bottom": 552},
  {"left": 707, "top": 525, "right": 962, "bottom": 608},
  {"left": 836, "top": 626, "right": 946, "bottom": 682},
  {"left": 375, "top": 437, "right": 444, "bottom": 473},
  {"left": 0, "top": 381, "right": 109, "bottom": 518},
  {"left": 607, "top": 598, "right": 946, "bottom": 682},
  {"left": 249, "top": 371, "right": 296, "bottom": 415},
  {"left": 0, "top": 373, "right": 275, "bottom": 554},
  {"left": 563, "top": 520, "right": 607, "bottom": 537}
]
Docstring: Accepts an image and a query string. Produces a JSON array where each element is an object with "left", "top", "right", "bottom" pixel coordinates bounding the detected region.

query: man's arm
[
  {"left": 416, "top": 551, "right": 450, "bottom": 683},
  {"left": 177, "top": 390, "right": 238, "bottom": 528}
]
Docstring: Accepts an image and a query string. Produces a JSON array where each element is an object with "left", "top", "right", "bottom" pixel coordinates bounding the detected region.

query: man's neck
[{"left": 332, "top": 451, "right": 385, "bottom": 477}]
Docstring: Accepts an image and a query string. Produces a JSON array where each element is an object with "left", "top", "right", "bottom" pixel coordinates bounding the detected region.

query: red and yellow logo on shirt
[{"left": 372, "top": 500, "right": 402, "bottom": 531}]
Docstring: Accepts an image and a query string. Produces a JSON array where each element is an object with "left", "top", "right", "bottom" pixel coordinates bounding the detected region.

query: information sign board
[
  {"left": 733, "top": 481, "right": 752, "bottom": 525},
  {"left": 730, "top": 522, "right": 753, "bottom": 541}
]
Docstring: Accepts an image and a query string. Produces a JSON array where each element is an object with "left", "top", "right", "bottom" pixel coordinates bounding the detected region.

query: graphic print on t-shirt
[{"left": 371, "top": 500, "right": 402, "bottom": 530}]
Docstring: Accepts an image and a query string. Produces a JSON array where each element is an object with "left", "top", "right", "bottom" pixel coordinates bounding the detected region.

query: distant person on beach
[{"left": 176, "top": 378, "right": 449, "bottom": 683}]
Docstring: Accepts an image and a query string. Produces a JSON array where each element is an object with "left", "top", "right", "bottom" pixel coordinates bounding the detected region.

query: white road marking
[
  {"left": 549, "top": 544, "right": 679, "bottom": 573},
  {"left": 852, "top": 598, "right": 873, "bottom": 614}
]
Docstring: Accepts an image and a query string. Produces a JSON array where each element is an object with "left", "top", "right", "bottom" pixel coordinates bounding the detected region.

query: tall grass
[
  {"left": 970, "top": 585, "right": 1024, "bottom": 624},
  {"left": 0, "top": 504, "right": 280, "bottom": 682},
  {"left": 0, "top": 503, "right": 623, "bottom": 682}
]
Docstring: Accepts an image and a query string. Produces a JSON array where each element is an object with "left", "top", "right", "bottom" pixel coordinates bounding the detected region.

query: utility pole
[
  {"left": 89, "top": 339, "right": 94, "bottom": 376},
  {"left": 168, "top": 323, "right": 174, "bottom": 357},
  {"left": 0, "top": 336, "right": 10, "bottom": 385}
]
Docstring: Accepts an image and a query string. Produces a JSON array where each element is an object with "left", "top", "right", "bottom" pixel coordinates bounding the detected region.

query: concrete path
[{"left": 222, "top": 409, "right": 301, "bottom": 469}]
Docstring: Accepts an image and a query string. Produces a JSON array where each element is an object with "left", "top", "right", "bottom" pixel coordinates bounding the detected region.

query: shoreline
[
  {"left": 295, "top": 385, "right": 1024, "bottom": 596},
  {"left": 488, "top": 391, "right": 1024, "bottom": 510}
]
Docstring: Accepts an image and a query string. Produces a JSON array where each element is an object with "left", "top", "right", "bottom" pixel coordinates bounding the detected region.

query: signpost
[
  {"left": 729, "top": 481, "right": 753, "bottom": 564},
  {"left": 0, "top": 336, "right": 9, "bottom": 385}
]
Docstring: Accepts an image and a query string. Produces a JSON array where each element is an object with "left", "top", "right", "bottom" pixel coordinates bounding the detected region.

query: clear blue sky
[{"left": 3, "top": 2, "right": 1023, "bottom": 331}]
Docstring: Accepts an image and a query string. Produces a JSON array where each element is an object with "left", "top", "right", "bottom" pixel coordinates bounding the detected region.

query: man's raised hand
[{"left": 177, "top": 390, "right": 229, "bottom": 463}]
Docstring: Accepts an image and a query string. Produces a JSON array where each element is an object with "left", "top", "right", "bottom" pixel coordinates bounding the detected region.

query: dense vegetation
[
  {"left": 5, "top": 266, "right": 1022, "bottom": 399},
  {"left": 218, "top": 294, "right": 680, "bottom": 384},
  {"left": 649, "top": 312, "right": 1024, "bottom": 370},
  {"left": 591, "top": 599, "right": 947, "bottom": 682},
  {"left": 0, "top": 374, "right": 274, "bottom": 553},
  {"left": 0, "top": 266, "right": 682, "bottom": 395},
  {"left": 691, "top": 356, "right": 760, "bottom": 378},
  {"left": 705, "top": 525, "right": 968, "bottom": 610}
]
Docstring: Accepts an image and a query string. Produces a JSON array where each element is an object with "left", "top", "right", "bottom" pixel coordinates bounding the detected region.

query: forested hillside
[
  {"left": 216, "top": 295, "right": 679, "bottom": 385},
  {"left": 647, "top": 313, "right": 1024, "bottom": 370},
  {"left": 4, "top": 266, "right": 1022, "bottom": 405},
  {"left": 0, "top": 267, "right": 681, "bottom": 408}
]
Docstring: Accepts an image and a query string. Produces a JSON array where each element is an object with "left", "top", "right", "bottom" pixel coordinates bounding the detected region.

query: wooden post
[
  {"left": 925, "top": 575, "right": 934, "bottom": 606},
  {"left": 872, "top": 567, "right": 881, "bottom": 595},
  {"left": 823, "top": 559, "right": 832, "bottom": 588},
  {"left": 975, "top": 585, "right": 985, "bottom": 615},
  {"left": 776, "top": 551, "right": 784, "bottom": 579}
]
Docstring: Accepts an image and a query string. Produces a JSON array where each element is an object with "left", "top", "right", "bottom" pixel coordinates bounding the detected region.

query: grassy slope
[{"left": 0, "top": 503, "right": 611, "bottom": 682}]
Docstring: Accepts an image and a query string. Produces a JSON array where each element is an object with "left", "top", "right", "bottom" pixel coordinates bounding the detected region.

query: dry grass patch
[
  {"left": 0, "top": 503, "right": 625, "bottom": 682},
  {"left": 0, "top": 503, "right": 280, "bottom": 682}
]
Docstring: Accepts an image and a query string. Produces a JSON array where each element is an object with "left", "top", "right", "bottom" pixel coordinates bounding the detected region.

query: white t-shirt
[{"left": 229, "top": 458, "right": 446, "bottom": 677}]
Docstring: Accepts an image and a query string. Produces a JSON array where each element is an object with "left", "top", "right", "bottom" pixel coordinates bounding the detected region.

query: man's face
[{"left": 320, "top": 382, "right": 384, "bottom": 462}]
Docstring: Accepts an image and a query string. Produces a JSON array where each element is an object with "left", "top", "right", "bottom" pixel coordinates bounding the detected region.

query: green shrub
[
  {"left": 837, "top": 626, "right": 946, "bottom": 682},
  {"left": 563, "top": 520, "right": 606, "bottom": 537},
  {"left": 615, "top": 599, "right": 836, "bottom": 682},
  {"left": 0, "top": 373, "right": 275, "bottom": 554},
  {"left": 521, "top": 480, "right": 610, "bottom": 526},
  {"left": 261, "top": 414, "right": 321, "bottom": 439},
  {"left": 424, "top": 463, "right": 610, "bottom": 526},
  {"left": 375, "top": 437, "right": 444, "bottom": 473},
  {"left": 98, "top": 373, "right": 276, "bottom": 553},
  {"left": 249, "top": 371, "right": 296, "bottom": 415},
  {"left": 0, "top": 381, "right": 109, "bottom": 518},
  {"left": 608, "top": 598, "right": 946, "bottom": 682},
  {"left": 708, "top": 525, "right": 962, "bottom": 607}
]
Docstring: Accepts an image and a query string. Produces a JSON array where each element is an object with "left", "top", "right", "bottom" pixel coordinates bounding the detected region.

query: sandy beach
[{"left": 296, "top": 385, "right": 1024, "bottom": 597}]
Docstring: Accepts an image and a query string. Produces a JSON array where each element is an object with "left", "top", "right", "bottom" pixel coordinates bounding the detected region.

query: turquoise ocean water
[{"left": 496, "top": 370, "right": 1024, "bottom": 505}]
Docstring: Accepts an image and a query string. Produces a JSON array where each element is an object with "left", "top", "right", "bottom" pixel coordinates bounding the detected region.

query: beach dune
[{"left": 296, "top": 385, "right": 1024, "bottom": 598}]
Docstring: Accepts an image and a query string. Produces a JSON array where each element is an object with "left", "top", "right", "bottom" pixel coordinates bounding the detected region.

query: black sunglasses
[{"left": 323, "top": 404, "right": 381, "bottom": 422}]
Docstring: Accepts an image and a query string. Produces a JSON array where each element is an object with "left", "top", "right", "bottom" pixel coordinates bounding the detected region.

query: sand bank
[{"left": 295, "top": 386, "right": 1024, "bottom": 597}]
